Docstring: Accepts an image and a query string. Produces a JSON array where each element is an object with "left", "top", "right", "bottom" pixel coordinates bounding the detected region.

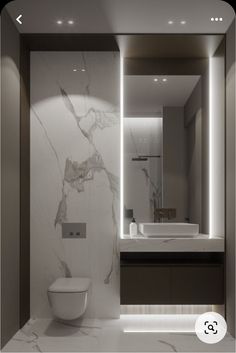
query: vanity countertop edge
[{"left": 119, "top": 234, "right": 224, "bottom": 252}]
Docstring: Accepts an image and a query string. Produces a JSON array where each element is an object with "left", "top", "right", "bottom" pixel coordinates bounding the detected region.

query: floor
[{"left": 3, "top": 315, "right": 235, "bottom": 352}]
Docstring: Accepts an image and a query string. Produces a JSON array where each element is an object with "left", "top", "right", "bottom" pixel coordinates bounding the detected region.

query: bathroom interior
[{"left": 0, "top": 0, "right": 236, "bottom": 352}]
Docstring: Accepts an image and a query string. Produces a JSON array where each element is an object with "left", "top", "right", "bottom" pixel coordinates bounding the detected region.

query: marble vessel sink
[{"left": 139, "top": 223, "right": 199, "bottom": 237}]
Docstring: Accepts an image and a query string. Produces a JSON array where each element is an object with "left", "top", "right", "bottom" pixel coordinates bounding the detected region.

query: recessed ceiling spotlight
[
  {"left": 211, "top": 17, "right": 215, "bottom": 21},
  {"left": 219, "top": 17, "right": 223, "bottom": 21},
  {"left": 168, "top": 20, "right": 174, "bottom": 25},
  {"left": 68, "top": 20, "right": 74, "bottom": 25},
  {"left": 56, "top": 20, "right": 63, "bottom": 25},
  {"left": 180, "top": 20, "right": 186, "bottom": 25},
  {"left": 154, "top": 78, "right": 158, "bottom": 82},
  {"left": 162, "top": 78, "right": 167, "bottom": 82},
  {"left": 215, "top": 17, "right": 219, "bottom": 21},
  {"left": 81, "top": 68, "right": 86, "bottom": 72},
  {"left": 73, "top": 69, "right": 77, "bottom": 72}
]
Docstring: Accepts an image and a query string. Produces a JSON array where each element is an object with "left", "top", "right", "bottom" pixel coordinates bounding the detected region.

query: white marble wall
[{"left": 30, "top": 52, "right": 120, "bottom": 318}]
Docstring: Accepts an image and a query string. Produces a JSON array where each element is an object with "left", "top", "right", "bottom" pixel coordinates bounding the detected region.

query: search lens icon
[{"left": 195, "top": 312, "right": 227, "bottom": 344}]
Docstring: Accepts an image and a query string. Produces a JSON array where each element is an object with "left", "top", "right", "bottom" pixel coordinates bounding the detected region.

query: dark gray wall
[
  {"left": 210, "top": 40, "right": 225, "bottom": 238},
  {"left": 163, "top": 107, "right": 188, "bottom": 222},
  {"left": 200, "top": 64, "right": 210, "bottom": 235},
  {"left": 1, "top": 9, "right": 20, "bottom": 348},
  {"left": 226, "top": 20, "right": 235, "bottom": 338},
  {"left": 184, "top": 78, "right": 202, "bottom": 126}
]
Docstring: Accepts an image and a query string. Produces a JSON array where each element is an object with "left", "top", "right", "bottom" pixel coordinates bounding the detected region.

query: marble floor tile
[{"left": 3, "top": 316, "right": 235, "bottom": 352}]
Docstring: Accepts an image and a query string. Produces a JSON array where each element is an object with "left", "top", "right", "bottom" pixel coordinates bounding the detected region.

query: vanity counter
[{"left": 120, "top": 234, "right": 224, "bottom": 252}]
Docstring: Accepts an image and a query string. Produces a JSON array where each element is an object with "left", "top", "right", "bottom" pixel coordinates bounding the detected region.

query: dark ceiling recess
[{"left": 22, "top": 34, "right": 119, "bottom": 51}]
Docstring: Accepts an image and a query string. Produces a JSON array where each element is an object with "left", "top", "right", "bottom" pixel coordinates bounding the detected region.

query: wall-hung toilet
[{"left": 48, "top": 277, "right": 90, "bottom": 320}]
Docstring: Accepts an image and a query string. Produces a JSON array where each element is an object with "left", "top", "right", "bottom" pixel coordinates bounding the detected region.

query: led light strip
[
  {"left": 209, "top": 57, "right": 213, "bottom": 238},
  {"left": 120, "top": 56, "right": 214, "bottom": 238},
  {"left": 123, "top": 329, "right": 195, "bottom": 333},
  {"left": 120, "top": 56, "right": 124, "bottom": 237},
  {"left": 121, "top": 314, "right": 198, "bottom": 333}
]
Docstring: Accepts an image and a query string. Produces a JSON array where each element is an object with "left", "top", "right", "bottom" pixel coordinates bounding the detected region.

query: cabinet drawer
[
  {"left": 120, "top": 253, "right": 224, "bottom": 305},
  {"left": 121, "top": 264, "right": 224, "bottom": 305},
  {"left": 121, "top": 266, "right": 171, "bottom": 304},
  {"left": 171, "top": 265, "right": 224, "bottom": 304}
]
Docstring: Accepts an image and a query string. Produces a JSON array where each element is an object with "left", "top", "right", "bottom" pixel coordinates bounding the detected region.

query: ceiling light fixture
[
  {"left": 211, "top": 17, "right": 223, "bottom": 22},
  {"left": 56, "top": 20, "right": 63, "bottom": 25},
  {"left": 73, "top": 69, "right": 77, "bottom": 72},
  {"left": 168, "top": 20, "right": 174, "bottom": 25},
  {"left": 162, "top": 78, "right": 167, "bottom": 82},
  {"left": 154, "top": 78, "right": 158, "bottom": 82},
  {"left": 81, "top": 68, "right": 86, "bottom": 72},
  {"left": 68, "top": 20, "right": 74, "bottom": 25},
  {"left": 180, "top": 20, "right": 186, "bottom": 24}
]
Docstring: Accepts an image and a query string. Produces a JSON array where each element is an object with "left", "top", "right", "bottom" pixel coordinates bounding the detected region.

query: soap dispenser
[{"left": 129, "top": 217, "right": 137, "bottom": 237}]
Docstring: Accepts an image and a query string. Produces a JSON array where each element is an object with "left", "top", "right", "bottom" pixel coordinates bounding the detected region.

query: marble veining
[
  {"left": 54, "top": 253, "right": 72, "bottom": 278},
  {"left": 3, "top": 317, "right": 235, "bottom": 352},
  {"left": 158, "top": 340, "right": 178, "bottom": 352},
  {"left": 54, "top": 86, "right": 120, "bottom": 284},
  {"left": 141, "top": 167, "right": 162, "bottom": 217},
  {"left": 31, "top": 52, "right": 120, "bottom": 318},
  {"left": 124, "top": 117, "right": 162, "bottom": 224},
  {"left": 120, "top": 234, "right": 224, "bottom": 252}
]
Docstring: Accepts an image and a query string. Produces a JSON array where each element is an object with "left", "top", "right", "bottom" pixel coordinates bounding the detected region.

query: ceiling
[
  {"left": 118, "top": 35, "right": 224, "bottom": 58},
  {"left": 6, "top": 0, "right": 235, "bottom": 34},
  {"left": 124, "top": 75, "right": 200, "bottom": 116}
]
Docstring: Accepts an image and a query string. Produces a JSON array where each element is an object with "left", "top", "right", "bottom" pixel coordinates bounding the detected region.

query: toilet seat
[{"left": 48, "top": 277, "right": 90, "bottom": 293}]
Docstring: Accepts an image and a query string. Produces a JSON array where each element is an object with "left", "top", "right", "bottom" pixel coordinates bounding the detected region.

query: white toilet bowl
[{"left": 48, "top": 277, "right": 90, "bottom": 320}]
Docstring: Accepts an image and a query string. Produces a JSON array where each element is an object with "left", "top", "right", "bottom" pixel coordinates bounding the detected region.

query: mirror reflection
[{"left": 124, "top": 75, "right": 202, "bottom": 234}]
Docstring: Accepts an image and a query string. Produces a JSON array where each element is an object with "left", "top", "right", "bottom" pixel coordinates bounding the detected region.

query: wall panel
[{"left": 30, "top": 51, "right": 120, "bottom": 318}]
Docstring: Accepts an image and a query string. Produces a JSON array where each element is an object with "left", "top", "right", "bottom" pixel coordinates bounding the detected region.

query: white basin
[{"left": 139, "top": 223, "right": 199, "bottom": 238}]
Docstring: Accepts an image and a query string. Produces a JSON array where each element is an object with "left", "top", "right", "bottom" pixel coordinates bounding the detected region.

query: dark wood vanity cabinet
[
  {"left": 120, "top": 252, "right": 224, "bottom": 305},
  {"left": 172, "top": 265, "right": 224, "bottom": 304},
  {"left": 121, "top": 266, "right": 171, "bottom": 304}
]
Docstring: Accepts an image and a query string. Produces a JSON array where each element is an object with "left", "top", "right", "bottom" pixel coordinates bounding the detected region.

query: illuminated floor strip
[
  {"left": 120, "top": 314, "right": 198, "bottom": 333},
  {"left": 123, "top": 329, "right": 195, "bottom": 333}
]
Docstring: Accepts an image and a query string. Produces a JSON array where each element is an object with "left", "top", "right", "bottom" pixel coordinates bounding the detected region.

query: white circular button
[{"left": 195, "top": 312, "right": 227, "bottom": 344}]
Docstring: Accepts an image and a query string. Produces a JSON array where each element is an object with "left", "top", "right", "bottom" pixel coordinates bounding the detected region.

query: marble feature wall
[{"left": 30, "top": 52, "right": 120, "bottom": 318}]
